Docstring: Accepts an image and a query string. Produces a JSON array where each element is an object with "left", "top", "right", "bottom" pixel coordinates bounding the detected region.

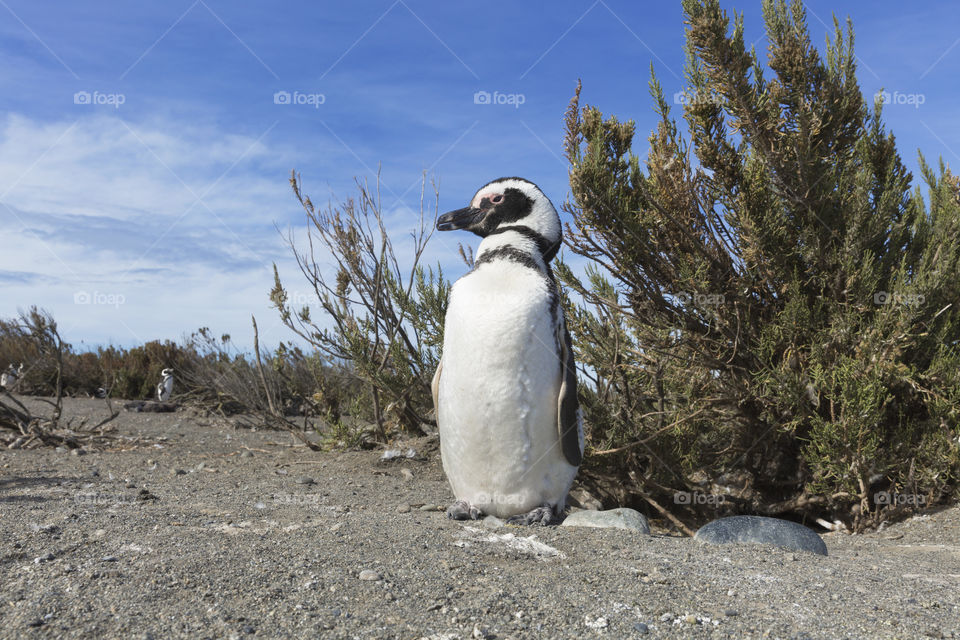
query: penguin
[
  {"left": 156, "top": 368, "right": 174, "bottom": 402},
  {"left": 432, "top": 177, "right": 583, "bottom": 525},
  {"left": 1, "top": 363, "right": 22, "bottom": 391}
]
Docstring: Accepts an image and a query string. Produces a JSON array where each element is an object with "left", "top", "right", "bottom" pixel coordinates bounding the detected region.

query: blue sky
[{"left": 1, "top": 0, "right": 958, "bottom": 351}]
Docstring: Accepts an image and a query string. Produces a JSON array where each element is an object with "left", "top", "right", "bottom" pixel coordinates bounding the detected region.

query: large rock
[
  {"left": 561, "top": 508, "right": 650, "bottom": 533},
  {"left": 694, "top": 515, "right": 827, "bottom": 556}
]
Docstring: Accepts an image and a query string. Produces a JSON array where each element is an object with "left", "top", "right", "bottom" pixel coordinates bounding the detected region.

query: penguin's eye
[{"left": 490, "top": 194, "right": 503, "bottom": 204}]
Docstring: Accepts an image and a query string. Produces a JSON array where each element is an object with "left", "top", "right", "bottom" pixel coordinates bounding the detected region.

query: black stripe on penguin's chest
[{"left": 471, "top": 248, "right": 560, "bottom": 328}]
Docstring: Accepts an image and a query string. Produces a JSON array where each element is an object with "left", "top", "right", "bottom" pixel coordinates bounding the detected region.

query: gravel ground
[{"left": 1, "top": 398, "right": 958, "bottom": 639}]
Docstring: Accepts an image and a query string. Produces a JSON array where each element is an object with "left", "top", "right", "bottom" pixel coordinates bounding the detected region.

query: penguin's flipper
[
  {"left": 431, "top": 358, "right": 443, "bottom": 415},
  {"left": 556, "top": 316, "right": 583, "bottom": 467}
]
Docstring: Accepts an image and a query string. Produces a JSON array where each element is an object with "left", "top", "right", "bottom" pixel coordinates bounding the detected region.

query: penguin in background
[
  {"left": 433, "top": 177, "right": 583, "bottom": 525},
  {"left": 156, "top": 368, "right": 174, "bottom": 402},
  {"left": 1, "top": 363, "right": 23, "bottom": 391}
]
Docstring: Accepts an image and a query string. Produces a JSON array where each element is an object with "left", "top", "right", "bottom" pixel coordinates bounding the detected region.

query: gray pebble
[
  {"left": 561, "top": 508, "right": 650, "bottom": 533},
  {"left": 70, "top": 448, "right": 86, "bottom": 456},
  {"left": 396, "top": 503, "right": 411, "bottom": 513},
  {"left": 358, "top": 569, "right": 380, "bottom": 581},
  {"left": 295, "top": 476, "right": 315, "bottom": 485},
  {"left": 102, "top": 555, "right": 118, "bottom": 562},
  {"left": 419, "top": 504, "right": 437, "bottom": 512},
  {"left": 170, "top": 468, "right": 187, "bottom": 476},
  {"left": 633, "top": 621, "right": 649, "bottom": 634},
  {"left": 240, "top": 451, "right": 254, "bottom": 458},
  {"left": 694, "top": 516, "right": 828, "bottom": 556}
]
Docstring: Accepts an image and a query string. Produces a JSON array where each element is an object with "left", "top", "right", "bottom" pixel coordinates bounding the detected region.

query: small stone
[
  {"left": 585, "top": 616, "right": 608, "bottom": 630},
  {"left": 70, "top": 448, "right": 86, "bottom": 456},
  {"left": 400, "top": 468, "right": 414, "bottom": 481},
  {"left": 684, "top": 614, "right": 698, "bottom": 624},
  {"left": 33, "top": 552, "right": 54, "bottom": 564},
  {"left": 472, "top": 624, "right": 492, "bottom": 639},
  {"left": 102, "top": 555, "right": 118, "bottom": 562},
  {"left": 561, "top": 508, "right": 650, "bottom": 533},
  {"left": 396, "top": 503, "right": 411, "bottom": 513},
  {"left": 358, "top": 569, "right": 381, "bottom": 581},
  {"left": 242, "top": 625, "right": 255, "bottom": 634},
  {"left": 633, "top": 621, "right": 650, "bottom": 634},
  {"left": 240, "top": 451, "right": 254, "bottom": 458},
  {"left": 170, "top": 468, "right": 186, "bottom": 476},
  {"left": 725, "top": 609, "right": 738, "bottom": 617},
  {"left": 694, "top": 516, "right": 828, "bottom": 556},
  {"left": 295, "top": 476, "right": 315, "bottom": 485},
  {"left": 126, "top": 483, "right": 136, "bottom": 489},
  {"left": 419, "top": 504, "right": 437, "bottom": 512}
]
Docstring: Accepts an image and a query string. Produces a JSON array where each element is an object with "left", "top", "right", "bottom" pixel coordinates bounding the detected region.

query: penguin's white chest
[
  {"left": 438, "top": 262, "right": 576, "bottom": 517},
  {"left": 158, "top": 377, "right": 173, "bottom": 401}
]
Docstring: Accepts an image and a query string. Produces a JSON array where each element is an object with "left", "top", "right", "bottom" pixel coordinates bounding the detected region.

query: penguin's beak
[{"left": 437, "top": 207, "right": 482, "bottom": 232}]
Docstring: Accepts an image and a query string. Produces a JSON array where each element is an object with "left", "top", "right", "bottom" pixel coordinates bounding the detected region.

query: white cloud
[{"left": 0, "top": 112, "right": 302, "bottom": 348}]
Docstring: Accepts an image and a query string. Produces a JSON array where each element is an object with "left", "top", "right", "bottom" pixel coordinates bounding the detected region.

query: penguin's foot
[
  {"left": 506, "top": 505, "right": 555, "bottom": 526},
  {"left": 446, "top": 500, "right": 482, "bottom": 520}
]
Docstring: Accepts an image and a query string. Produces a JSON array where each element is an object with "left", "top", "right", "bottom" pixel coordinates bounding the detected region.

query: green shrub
[{"left": 558, "top": 0, "right": 960, "bottom": 530}]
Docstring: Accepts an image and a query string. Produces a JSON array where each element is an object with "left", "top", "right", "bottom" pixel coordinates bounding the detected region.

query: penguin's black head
[{"left": 437, "top": 177, "right": 561, "bottom": 249}]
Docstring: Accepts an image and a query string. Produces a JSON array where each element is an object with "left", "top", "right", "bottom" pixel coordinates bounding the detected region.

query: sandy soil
[{"left": 1, "top": 397, "right": 958, "bottom": 639}]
